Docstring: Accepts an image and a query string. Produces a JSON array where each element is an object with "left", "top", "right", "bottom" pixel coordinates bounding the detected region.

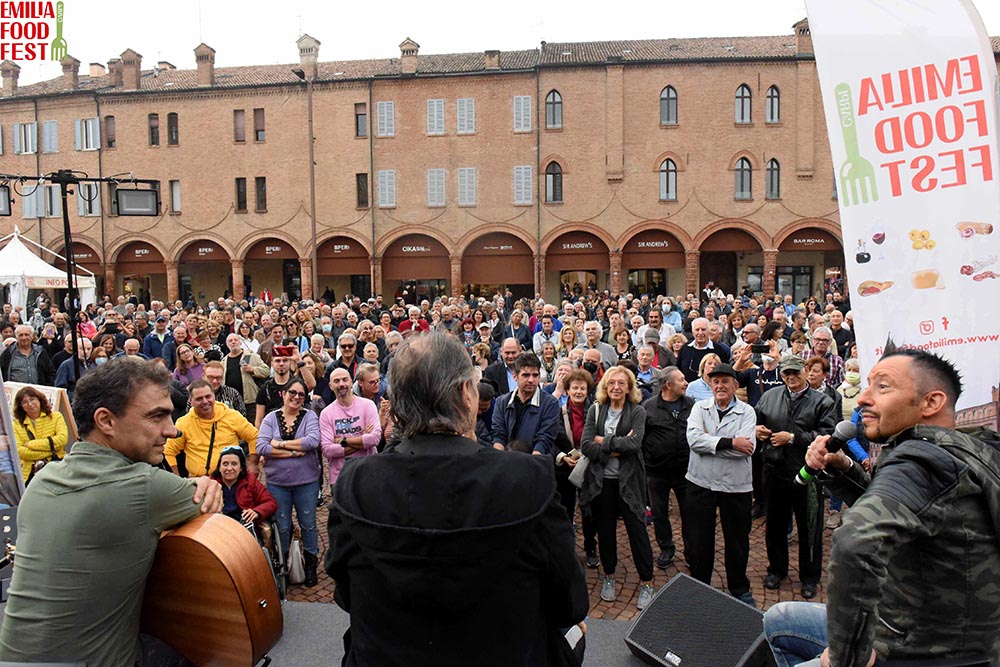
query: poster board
[{"left": 3, "top": 382, "right": 78, "bottom": 449}]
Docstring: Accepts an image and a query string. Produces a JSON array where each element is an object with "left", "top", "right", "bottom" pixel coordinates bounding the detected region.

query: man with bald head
[
  {"left": 1, "top": 325, "right": 54, "bottom": 385},
  {"left": 484, "top": 337, "right": 521, "bottom": 393},
  {"left": 677, "top": 317, "right": 730, "bottom": 382},
  {"left": 320, "top": 367, "right": 381, "bottom": 489}
]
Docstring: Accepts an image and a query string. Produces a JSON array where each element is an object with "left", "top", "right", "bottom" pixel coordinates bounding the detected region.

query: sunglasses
[
  {"left": 285, "top": 389, "right": 307, "bottom": 398},
  {"left": 220, "top": 445, "right": 243, "bottom": 456},
  {"left": 340, "top": 344, "right": 355, "bottom": 349}
]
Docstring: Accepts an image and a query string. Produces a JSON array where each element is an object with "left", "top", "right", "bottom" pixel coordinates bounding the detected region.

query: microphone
[{"left": 795, "top": 420, "right": 857, "bottom": 485}]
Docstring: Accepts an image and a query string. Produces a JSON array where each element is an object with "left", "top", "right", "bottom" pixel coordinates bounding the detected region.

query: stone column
[
  {"left": 450, "top": 256, "right": 462, "bottom": 297},
  {"left": 299, "top": 257, "right": 314, "bottom": 301},
  {"left": 164, "top": 261, "right": 179, "bottom": 303},
  {"left": 763, "top": 249, "right": 779, "bottom": 299},
  {"left": 372, "top": 256, "right": 382, "bottom": 299},
  {"left": 684, "top": 250, "right": 700, "bottom": 297},
  {"left": 609, "top": 249, "right": 623, "bottom": 294},
  {"left": 534, "top": 254, "right": 545, "bottom": 300},
  {"left": 104, "top": 263, "right": 116, "bottom": 299},
  {"left": 231, "top": 259, "right": 245, "bottom": 301}
]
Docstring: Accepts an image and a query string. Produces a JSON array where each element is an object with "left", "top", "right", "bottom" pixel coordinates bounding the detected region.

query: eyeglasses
[
  {"left": 813, "top": 338, "right": 831, "bottom": 343},
  {"left": 340, "top": 344, "right": 355, "bottom": 349},
  {"left": 285, "top": 389, "right": 307, "bottom": 398}
]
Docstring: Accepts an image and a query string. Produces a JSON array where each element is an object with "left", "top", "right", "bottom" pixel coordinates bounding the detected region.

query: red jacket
[{"left": 211, "top": 471, "right": 278, "bottom": 520}]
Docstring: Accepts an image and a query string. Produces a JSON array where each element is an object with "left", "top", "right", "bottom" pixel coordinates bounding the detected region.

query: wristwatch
[
  {"left": 297, "top": 360, "right": 306, "bottom": 368},
  {"left": 789, "top": 432, "right": 795, "bottom": 445},
  {"left": 341, "top": 437, "right": 348, "bottom": 447}
]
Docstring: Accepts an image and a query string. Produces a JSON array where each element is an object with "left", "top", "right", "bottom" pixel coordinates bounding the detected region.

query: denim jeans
[
  {"left": 267, "top": 480, "right": 320, "bottom": 557},
  {"left": 763, "top": 601, "right": 827, "bottom": 667}
]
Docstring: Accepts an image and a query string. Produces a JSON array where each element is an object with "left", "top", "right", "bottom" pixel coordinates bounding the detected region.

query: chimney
[
  {"left": 399, "top": 37, "right": 419, "bottom": 75},
  {"left": 120, "top": 48, "right": 142, "bottom": 91},
  {"left": 296, "top": 34, "right": 321, "bottom": 81},
  {"left": 484, "top": 50, "right": 500, "bottom": 71},
  {"left": 793, "top": 18, "right": 813, "bottom": 55},
  {"left": 1, "top": 60, "right": 20, "bottom": 97},
  {"left": 61, "top": 55, "right": 80, "bottom": 90},
  {"left": 194, "top": 43, "right": 215, "bottom": 86},
  {"left": 107, "top": 58, "right": 123, "bottom": 86},
  {"left": 89, "top": 62, "right": 105, "bottom": 78}
]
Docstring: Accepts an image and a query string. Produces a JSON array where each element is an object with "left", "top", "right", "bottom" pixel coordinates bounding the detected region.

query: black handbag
[{"left": 23, "top": 422, "right": 61, "bottom": 484}]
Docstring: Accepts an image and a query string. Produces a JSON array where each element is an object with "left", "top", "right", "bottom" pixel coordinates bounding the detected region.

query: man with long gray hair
[{"left": 326, "top": 332, "right": 587, "bottom": 665}]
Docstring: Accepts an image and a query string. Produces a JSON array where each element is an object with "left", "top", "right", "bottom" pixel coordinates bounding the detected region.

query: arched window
[
  {"left": 766, "top": 159, "right": 780, "bottom": 199},
  {"left": 766, "top": 86, "right": 780, "bottom": 123},
  {"left": 659, "top": 159, "right": 677, "bottom": 201},
  {"left": 735, "top": 84, "right": 752, "bottom": 124},
  {"left": 660, "top": 86, "right": 678, "bottom": 125},
  {"left": 545, "top": 162, "right": 563, "bottom": 203},
  {"left": 545, "top": 90, "right": 563, "bottom": 129},
  {"left": 734, "top": 157, "right": 752, "bottom": 199}
]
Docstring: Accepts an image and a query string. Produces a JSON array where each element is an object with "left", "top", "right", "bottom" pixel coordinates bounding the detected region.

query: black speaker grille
[{"left": 626, "top": 574, "right": 767, "bottom": 667}]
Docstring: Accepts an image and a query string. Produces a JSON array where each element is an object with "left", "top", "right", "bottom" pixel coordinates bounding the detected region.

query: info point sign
[
  {"left": 806, "top": 0, "right": 1000, "bottom": 411},
  {"left": 0, "top": 1, "right": 64, "bottom": 61}
]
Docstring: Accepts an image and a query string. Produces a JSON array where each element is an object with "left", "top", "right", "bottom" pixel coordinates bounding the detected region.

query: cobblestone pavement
[{"left": 287, "top": 484, "right": 835, "bottom": 620}]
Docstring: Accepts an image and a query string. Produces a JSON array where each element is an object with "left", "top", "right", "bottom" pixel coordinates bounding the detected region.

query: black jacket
[
  {"left": 482, "top": 361, "right": 512, "bottom": 394},
  {"left": 641, "top": 394, "right": 694, "bottom": 475},
  {"left": 327, "top": 434, "right": 588, "bottom": 667},
  {"left": 0, "top": 343, "right": 55, "bottom": 386},
  {"left": 754, "top": 386, "right": 837, "bottom": 480}
]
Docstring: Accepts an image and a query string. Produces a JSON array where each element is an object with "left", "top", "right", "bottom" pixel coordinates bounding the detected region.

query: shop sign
[
  {"left": 402, "top": 245, "right": 430, "bottom": 253},
  {"left": 561, "top": 242, "right": 593, "bottom": 251},
  {"left": 635, "top": 239, "right": 671, "bottom": 249}
]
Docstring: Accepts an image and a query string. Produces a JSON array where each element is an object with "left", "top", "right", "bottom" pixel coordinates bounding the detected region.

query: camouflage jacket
[{"left": 824, "top": 425, "right": 1000, "bottom": 667}]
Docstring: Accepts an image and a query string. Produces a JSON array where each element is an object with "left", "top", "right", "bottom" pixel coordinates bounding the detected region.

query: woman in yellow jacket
[{"left": 12, "top": 386, "right": 68, "bottom": 482}]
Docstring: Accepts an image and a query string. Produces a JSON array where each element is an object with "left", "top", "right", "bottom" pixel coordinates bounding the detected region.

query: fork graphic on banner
[
  {"left": 49, "top": 1, "right": 66, "bottom": 62},
  {"left": 835, "top": 82, "right": 878, "bottom": 206}
]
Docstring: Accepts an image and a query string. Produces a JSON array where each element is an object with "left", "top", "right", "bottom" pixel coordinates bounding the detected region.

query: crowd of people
[
  {"left": 0, "top": 280, "right": 998, "bottom": 667},
  {"left": 2, "top": 285, "right": 863, "bottom": 606}
]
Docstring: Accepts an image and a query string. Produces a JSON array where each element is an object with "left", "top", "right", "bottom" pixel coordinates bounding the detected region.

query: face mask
[
  {"left": 846, "top": 371, "right": 861, "bottom": 385},
  {"left": 583, "top": 361, "right": 599, "bottom": 374},
  {"left": 322, "top": 324, "right": 332, "bottom": 333},
  {"left": 95, "top": 357, "right": 108, "bottom": 365}
]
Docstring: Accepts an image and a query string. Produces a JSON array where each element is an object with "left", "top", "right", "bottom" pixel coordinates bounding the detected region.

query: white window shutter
[
  {"left": 77, "top": 187, "right": 86, "bottom": 216},
  {"left": 13, "top": 123, "right": 21, "bottom": 154},
  {"left": 48, "top": 121, "right": 59, "bottom": 152},
  {"left": 21, "top": 184, "right": 35, "bottom": 218},
  {"left": 51, "top": 186, "right": 62, "bottom": 217},
  {"left": 92, "top": 184, "right": 101, "bottom": 215},
  {"left": 0, "top": 125, "right": 4, "bottom": 154},
  {"left": 28, "top": 123, "right": 36, "bottom": 153},
  {"left": 458, "top": 98, "right": 475, "bottom": 134},
  {"left": 88, "top": 118, "right": 100, "bottom": 148},
  {"left": 74, "top": 119, "right": 82, "bottom": 150}
]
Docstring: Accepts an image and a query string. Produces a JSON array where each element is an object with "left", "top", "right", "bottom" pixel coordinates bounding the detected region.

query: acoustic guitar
[{"left": 140, "top": 513, "right": 283, "bottom": 666}]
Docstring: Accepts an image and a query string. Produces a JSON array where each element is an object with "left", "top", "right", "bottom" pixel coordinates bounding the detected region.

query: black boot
[{"left": 304, "top": 551, "right": 318, "bottom": 587}]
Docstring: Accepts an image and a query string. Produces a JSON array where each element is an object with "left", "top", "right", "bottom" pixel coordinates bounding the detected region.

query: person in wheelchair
[{"left": 211, "top": 446, "right": 276, "bottom": 531}]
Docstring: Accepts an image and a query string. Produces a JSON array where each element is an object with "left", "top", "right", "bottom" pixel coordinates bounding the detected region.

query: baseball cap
[{"left": 779, "top": 355, "right": 805, "bottom": 373}]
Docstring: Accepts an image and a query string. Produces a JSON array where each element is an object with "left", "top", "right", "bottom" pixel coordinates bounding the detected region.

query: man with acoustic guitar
[{"left": 0, "top": 357, "right": 223, "bottom": 666}]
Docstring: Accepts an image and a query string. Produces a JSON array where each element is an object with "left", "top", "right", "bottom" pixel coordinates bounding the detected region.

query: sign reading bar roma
[{"left": 806, "top": 0, "right": 1000, "bottom": 411}]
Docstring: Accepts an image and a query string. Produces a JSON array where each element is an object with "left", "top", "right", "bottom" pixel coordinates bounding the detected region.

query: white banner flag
[{"left": 806, "top": 0, "right": 1000, "bottom": 413}]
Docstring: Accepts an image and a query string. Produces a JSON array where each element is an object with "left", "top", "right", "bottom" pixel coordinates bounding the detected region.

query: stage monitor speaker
[{"left": 625, "top": 573, "right": 776, "bottom": 667}]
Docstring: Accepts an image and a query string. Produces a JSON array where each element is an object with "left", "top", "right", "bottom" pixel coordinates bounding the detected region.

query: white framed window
[
  {"left": 659, "top": 159, "right": 677, "bottom": 201},
  {"left": 377, "top": 170, "right": 396, "bottom": 208},
  {"left": 660, "top": 86, "right": 678, "bottom": 125},
  {"left": 766, "top": 86, "right": 781, "bottom": 124},
  {"left": 13, "top": 122, "right": 37, "bottom": 154},
  {"left": 77, "top": 183, "right": 101, "bottom": 216},
  {"left": 74, "top": 117, "right": 100, "bottom": 151},
  {"left": 427, "top": 168, "right": 446, "bottom": 207},
  {"left": 377, "top": 101, "right": 395, "bottom": 137},
  {"left": 457, "top": 168, "right": 477, "bottom": 206},
  {"left": 734, "top": 158, "right": 752, "bottom": 200},
  {"left": 457, "top": 98, "right": 475, "bottom": 134},
  {"left": 545, "top": 90, "right": 562, "bottom": 129},
  {"left": 170, "top": 180, "right": 182, "bottom": 213},
  {"left": 41, "top": 120, "right": 59, "bottom": 153},
  {"left": 44, "top": 185, "right": 61, "bottom": 217},
  {"left": 426, "top": 99, "right": 444, "bottom": 135},
  {"left": 513, "top": 95, "right": 532, "bottom": 132},
  {"left": 513, "top": 166, "right": 533, "bottom": 205}
]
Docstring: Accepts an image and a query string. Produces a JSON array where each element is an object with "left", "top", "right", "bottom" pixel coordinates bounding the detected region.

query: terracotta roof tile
[{"left": 9, "top": 35, "right": 1000, "bottom": 99}]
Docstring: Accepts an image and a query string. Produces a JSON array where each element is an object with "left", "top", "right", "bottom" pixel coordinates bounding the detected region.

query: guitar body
[{"left": 140, "top": 514, "right": 283, "bottom": 666}]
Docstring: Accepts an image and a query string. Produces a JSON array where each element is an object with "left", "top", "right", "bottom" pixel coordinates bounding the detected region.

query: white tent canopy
[{"left": 0, "top": 228, "right": 96, "bottom": 312}]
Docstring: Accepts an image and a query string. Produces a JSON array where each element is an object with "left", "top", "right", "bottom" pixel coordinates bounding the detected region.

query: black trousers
[
  {"left": 765, "top": 474, "right": 825, "bottom": 584},
  {"left": 555, "top": 471, "right": 577, "bottom": 525},
  {"left": 685, "top": 482, "right": 752, "bottom": 597},
  {"left": 646, "top": 467, "right": 689, "bottom": 560},
  {"left": 592, "top": 478, "right": 654, "bottom": 581},
  {"left": 752, "top": 443, "right": 767, "bottom": 509}
]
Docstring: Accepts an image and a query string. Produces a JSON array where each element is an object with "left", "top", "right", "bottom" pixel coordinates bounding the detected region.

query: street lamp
[{"left": 292, "top": 68, "right": 318, "bottom": 301}]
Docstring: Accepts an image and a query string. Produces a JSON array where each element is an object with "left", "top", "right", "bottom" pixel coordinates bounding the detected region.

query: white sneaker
[
  {"left": 600, "top": 575, "right": 617, "bottom": 602},
  {"left": 636, "top": 583, "right": 656, "bottom": 610},
  {"left": 826, "top": 510, "right": 842, "bottom": 529}
]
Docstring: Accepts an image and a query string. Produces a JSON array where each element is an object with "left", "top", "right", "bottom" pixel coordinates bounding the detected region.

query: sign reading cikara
[{"left": 806, "top": 0, "right": 1000, "bottom": 411}]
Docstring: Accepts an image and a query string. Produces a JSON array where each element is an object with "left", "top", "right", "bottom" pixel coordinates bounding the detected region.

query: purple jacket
[{"left": 256, "top": 409, "right": 321, "bottom": 486}]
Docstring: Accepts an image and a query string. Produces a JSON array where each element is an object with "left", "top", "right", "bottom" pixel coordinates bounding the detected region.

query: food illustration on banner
[
  {"left": 857, "top": 279, "right": 893, "bottom": 297},
  {"left": 955, "top": 222, "right": 994, "bottom": 239},
  {"left": 908, "top": 229, "right": 936, "bottom": 250}
]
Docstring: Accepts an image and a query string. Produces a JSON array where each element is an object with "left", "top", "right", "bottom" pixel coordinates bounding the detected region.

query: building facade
[{"left": 1, "top": 23, "right": 997, "bottom": 306}]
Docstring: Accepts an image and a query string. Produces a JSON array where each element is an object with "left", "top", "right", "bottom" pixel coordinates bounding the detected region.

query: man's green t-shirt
[{"left": 0, "top": 441, "right": 204, "bottom": 666}]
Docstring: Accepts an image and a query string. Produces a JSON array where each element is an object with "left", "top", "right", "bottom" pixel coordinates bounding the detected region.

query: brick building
[{"left": 1, "top": 22, "right": 997, "bottom": 306}]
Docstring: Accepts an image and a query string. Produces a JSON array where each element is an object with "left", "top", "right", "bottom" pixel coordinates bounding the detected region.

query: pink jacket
[{"left": 318, "top": 396, "right": 381, "bottom": 485}]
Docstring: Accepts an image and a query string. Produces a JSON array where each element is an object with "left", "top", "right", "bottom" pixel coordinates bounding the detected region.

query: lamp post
[{"left": 292, "top": 68, "right": 318, "bottom": 301}]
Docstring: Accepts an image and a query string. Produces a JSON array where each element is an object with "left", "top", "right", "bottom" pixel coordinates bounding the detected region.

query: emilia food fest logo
[{"left": 0, "top": 1, "right": 66, "bottom": 61}]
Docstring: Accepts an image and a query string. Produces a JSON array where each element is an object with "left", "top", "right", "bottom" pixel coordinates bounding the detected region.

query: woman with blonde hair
[
  {"left": 555, "top": 324, "right": 578, "bottom": 359},
  {"left": 685, "top": 353, "right": 721, "bottom": 401},
  {"left": 578, "top": 366, "right": 655, "bottom": 610}
]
